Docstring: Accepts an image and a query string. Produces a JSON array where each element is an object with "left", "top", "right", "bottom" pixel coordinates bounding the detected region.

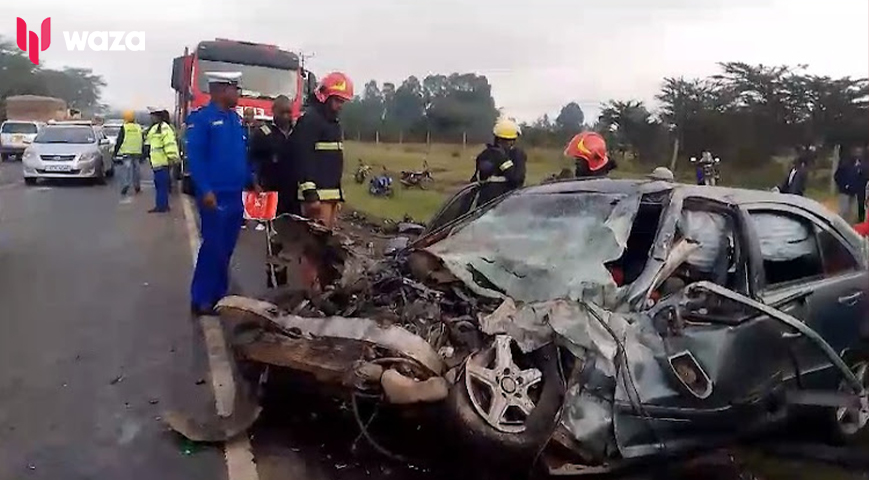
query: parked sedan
[
  {"left": 22, "top": 124, "right": 115, "bottom": 185},
  {"left": 211, "top": 179, "right": 869, "bottom": 474}
]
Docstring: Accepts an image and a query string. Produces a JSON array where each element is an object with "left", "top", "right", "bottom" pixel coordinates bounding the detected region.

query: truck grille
[{"left": 41, "top": 155, "right": 76, "bottom": 162}]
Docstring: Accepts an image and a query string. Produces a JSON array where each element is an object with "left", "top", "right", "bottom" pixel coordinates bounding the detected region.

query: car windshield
[
  {"left": 103, "top": 126, "right": 121, "bottom": 137},
  {"left": 196, "top": 59, "right": 298, "bottom": 100},
  {"left": 1, "top": 122, "right": 38, "bottom": 134},
  {"left": 34, "top": 127, "right": 96, "bottom": 144},
  {"left": 425, "top": 192, "right": 642, "bottom": 303}
]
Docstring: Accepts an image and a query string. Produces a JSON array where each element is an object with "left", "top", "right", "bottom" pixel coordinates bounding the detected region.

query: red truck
[{"left": 171, "top": 38, "right": 317, "bottom": 193}]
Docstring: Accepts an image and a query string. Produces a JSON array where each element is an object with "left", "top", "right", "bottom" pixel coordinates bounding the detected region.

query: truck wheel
[{"left": 446, "top": 337, "right": 564, "bottom": 467}]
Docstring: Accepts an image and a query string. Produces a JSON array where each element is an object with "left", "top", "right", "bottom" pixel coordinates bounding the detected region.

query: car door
[
  {"left": 748, "top": 206, "right": 868, "bottom": 390},
  {"left": 96, "top": 129, "right": 110, "bottom": 170}
]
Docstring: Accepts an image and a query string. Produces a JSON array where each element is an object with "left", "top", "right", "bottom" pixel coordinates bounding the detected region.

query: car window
[
  {"left": 750, "top": 212, "right": 823, "bottom": 287},
  {"left": 1, "top": 122, "right": 38, "bottom": 134},
  {"left": 34, "top": 127, "right": 97, "bottom": 144},
  {"left": 817, "top": 228, "right": 859, "bottom": 275},
  {"left": 425, "top": 183, "right": 482, "bottom": 233}
]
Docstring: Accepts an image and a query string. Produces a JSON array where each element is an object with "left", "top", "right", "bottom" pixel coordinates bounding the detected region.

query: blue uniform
[{"left": 186, "top": 102, "right": 254, "bottom": 311}]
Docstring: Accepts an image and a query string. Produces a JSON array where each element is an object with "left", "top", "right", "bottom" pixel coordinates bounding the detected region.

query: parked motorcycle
[
  {"left": 354, "top": 159, "right": 372, "bottom": 184},
  {"left": 691, "top": 154, "right": 720, "bottom": 186},
  {"left": 400, "top": 161, "right": 434, "bottom": 189},
  {"left": 368, "top": 169, "right": 394, "bottom": 197}
]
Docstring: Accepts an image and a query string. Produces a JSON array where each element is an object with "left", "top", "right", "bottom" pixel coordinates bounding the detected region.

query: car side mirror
[{"left": 100, "top": 139, "right": 109, "bottom": 146}]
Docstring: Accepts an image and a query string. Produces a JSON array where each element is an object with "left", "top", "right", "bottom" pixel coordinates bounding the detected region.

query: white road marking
[{"left": 181, "top": 195, "right": 260, "bottom": 480}]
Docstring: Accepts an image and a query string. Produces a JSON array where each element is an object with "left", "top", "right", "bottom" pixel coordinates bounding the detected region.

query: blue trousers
[
  {"left": 122, "top": 155, "right": 141, "bottom": 193},
  {"left": 190, "top": 191, "right": 244, "bottom": 310},
  {"left": 153, "top": 167, "right": 170, "bottom": 211}
]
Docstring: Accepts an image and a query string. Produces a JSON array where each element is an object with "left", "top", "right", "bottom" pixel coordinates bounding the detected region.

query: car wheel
[
  {"left": 823, "top": 358, "right": 869, "bottom": 444},
  {"left": 0, "top": 153, "right": 8, "bottom": 162},
  {"left": 446, "top": 336, "right": 564, "bottom": 467},
  {"left": 94, "top": 164, "right": 107, "bottom": 185},
  {"left": 24, "top": 177, "right": 37, "bottom": 186}
]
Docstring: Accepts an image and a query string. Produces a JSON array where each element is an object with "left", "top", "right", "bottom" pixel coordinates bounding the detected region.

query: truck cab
[{"left": 171, "top": 38, "right": 318, "bottom": 195}]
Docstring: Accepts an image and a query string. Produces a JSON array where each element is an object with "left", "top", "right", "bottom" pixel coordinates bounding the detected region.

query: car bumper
[
  {"left": 23, "top": 161, "right": 101, "bottom": 179},
  {"left": 1, "top": 146, "right": 26, "bottom": 155}
]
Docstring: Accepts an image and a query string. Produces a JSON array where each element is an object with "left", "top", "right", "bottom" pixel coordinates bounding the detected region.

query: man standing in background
[
  {"left": 113, "top": 110, "right": 144, "bottom": 197},
  {"left": 186, "top": 72, "right": 260, "bottom": 315},
  {"left": 144, "top": 108, "right": 180, "bottom": 213},
  {"left": 472, "top": 117, "right": 527, "bottom": 205},
  {"left": 835, "top": 145, "right": 868, "bottom": 222}
]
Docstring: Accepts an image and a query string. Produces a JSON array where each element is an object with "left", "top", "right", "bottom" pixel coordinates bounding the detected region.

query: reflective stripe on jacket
[
  {"left": 118, "top": 123, "right": 143, "bottom": 155},
  {"left": 145, "top": 122, "right": 180, "bottom": 168}
]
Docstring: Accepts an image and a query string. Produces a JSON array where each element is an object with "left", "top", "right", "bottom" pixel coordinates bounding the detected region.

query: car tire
[
  {"left": 24, "top": 177, "right": 37, "bottom": 186},
  {"left": 446, "top": 339, "right": 564, "bottom": 469},
  {"left": 823, "top": 356, "right": 869, "bottom": 445},
  {"left": 0, "top": 153, "right": 8, "bottom": 162},
  {"left": 94, "top": 165, "right": 107, "bottom": 186}
]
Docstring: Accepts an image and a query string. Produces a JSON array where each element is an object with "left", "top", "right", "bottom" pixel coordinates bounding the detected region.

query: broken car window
[
  {"left": 817, "top": 228, "right": 859, "bottom": 276},
  {"left": 425, "top": 192, "right": 641, "bottom": 303},
  {"left": 750, "top": 212, "right": 823, "bottom": 286}
]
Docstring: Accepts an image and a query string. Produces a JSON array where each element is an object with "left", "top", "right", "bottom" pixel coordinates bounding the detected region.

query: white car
[
  {"left": 102, "top": 122, "right": 124, "bottom": 162},
  {"left": 1, "top": 120, "right": 43, "bottom": 161},
  {"left": 21, "top": 123, "right": 115, "bottom": 185}
]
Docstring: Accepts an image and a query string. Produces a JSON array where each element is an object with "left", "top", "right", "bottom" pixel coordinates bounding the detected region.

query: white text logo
[{"left": 62, "top": 31, "right": 146, "bottom": 52}]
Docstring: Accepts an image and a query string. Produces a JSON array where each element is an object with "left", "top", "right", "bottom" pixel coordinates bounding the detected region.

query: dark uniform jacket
[
  {"left": 249, "top": 121, "right": 299, "bottom": 215},
  {"left": 472, "top": 144, "right": 527, "bottom": 205},
  {"left": 291, "top": 102, "right": 344, "bottom": 202}
]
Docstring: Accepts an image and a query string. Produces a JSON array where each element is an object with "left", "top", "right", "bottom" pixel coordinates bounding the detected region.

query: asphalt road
[{"left": 0, "top": 162, "right": 225, "bottom": 480}]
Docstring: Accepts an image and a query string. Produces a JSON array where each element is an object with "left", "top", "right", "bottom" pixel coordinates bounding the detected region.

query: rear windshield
[
  {"left": 34, "top": 127, "right": 96, "bottom": 144},
  {"left": 1, "top": 122, "right": 38, "bottom": 134}
]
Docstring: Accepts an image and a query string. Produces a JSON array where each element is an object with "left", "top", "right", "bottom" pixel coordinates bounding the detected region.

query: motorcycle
[
  {"left": 400, "top": 161, "right": 434, "bottom": 189},
  {"left": 368, "top": 170, "right": 394, "bottom": 197},
  {"left": 354, "top": 159, "right": 372, "bottom": 184},
  {"left": 691, "top": 155, "right": 720, "bottom": 186}
]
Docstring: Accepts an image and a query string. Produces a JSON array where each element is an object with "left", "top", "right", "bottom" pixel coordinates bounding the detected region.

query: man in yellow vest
[
  {"left": 144, "top": 107, "right": 180, "bottom": 213},
  {"left": 113, "top": 110, "right": 144, "bottom": 196}
]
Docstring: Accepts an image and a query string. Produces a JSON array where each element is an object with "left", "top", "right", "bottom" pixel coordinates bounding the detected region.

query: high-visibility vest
[
  {"left": 145, "top": 123, "right": 180, "bottom": 168},
  {"left": 118, "top": 122, "right": 143, "bottom": 155}
]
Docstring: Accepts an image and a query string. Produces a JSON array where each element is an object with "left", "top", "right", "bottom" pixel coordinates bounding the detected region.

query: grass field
[{"left": 340, "top": 141, "right": 841, "bottom": 222}]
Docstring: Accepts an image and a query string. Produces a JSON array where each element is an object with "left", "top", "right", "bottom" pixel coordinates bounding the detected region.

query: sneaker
[{"left": 255, "top": 223, "right": 266, "bottom": 231}]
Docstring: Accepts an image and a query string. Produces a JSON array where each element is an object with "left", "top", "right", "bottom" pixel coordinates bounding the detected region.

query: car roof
[{"left": 521, "top": 178, "right": 862, "bottom": 250}]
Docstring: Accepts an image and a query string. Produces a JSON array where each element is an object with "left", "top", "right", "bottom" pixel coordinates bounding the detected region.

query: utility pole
[{"left": 299, "top": 51, "right": 315, "bottom": 71}]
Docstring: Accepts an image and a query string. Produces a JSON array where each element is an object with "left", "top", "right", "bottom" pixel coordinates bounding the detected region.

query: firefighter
[
  {"left": 472, "top": 118, "right": 527, "bottom": 205},
  {"left": 187, "top": 71, "right": 260, "bottom": 315},
  {"left": 113, "top": 110, "right": 144, "bottom": 196},
  {"left": 564, "top": 131, "right": 616, "bottom": 178},
  {"left": 144, "top": 107, "right": 180, "bottom": 213},
  {"left": 294, "top": 71, "right": 353, "bottom": 228}
]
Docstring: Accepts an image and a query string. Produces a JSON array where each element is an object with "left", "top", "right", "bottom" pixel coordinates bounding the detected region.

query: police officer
[
  {"left": 144, "top": 107, "right": 180, "bottom": 213},
  {"left": 186, "top": 71, "right": 260, "bottom": 315},
  {"left": 564, "top": 131, "right": 616, "bottom": 178},
  {"left": 113, "top": 110, "right": 144, "bottom": 196},
  {"left": 472, "top": 117, "right": 527, "bottom": 205},
  {"left": 294, "top": 71, "right": 354, "bottom": 228}
]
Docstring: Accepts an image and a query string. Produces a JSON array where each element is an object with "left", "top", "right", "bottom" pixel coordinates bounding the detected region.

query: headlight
[
  {"left": 22, "top": 149, "right": 37, "bottom": 162},
  {"left": 81, "top": 152, "right": 101, "bottom": 162}
]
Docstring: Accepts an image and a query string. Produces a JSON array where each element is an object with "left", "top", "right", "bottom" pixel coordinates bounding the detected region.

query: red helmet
[
  {"left": 315, "top": 72, "right": 354, "bottom": 103},
  {"left": 564, "top": 132, "right": 609, "bottom": 171}
]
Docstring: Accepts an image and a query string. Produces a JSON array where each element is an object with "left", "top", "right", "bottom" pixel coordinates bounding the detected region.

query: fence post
[
  {"left": 669, "top": 137, "right": 680, "bottom": 171},
  {"left": 462, "top": 131, "right": 467, "bottom": 151},
  {"left": 375, "top": 130, "right": 380, "bottom": 145}
]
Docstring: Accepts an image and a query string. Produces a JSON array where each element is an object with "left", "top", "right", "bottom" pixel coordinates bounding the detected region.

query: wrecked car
[{"left": 216, "top": 178, "right": 869, "bottom": 474}]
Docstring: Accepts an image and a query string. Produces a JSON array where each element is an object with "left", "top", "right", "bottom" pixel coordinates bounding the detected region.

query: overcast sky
[{"left": 4, "top": 0, "right": 868, "bottom": 121}]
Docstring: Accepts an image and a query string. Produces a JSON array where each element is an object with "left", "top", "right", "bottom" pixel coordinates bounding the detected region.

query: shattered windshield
[{"left": 425, "top": 192, "right": 641, "bottom": 303}]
